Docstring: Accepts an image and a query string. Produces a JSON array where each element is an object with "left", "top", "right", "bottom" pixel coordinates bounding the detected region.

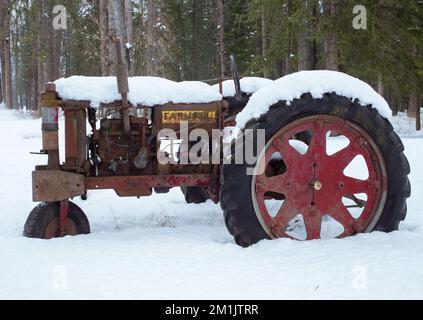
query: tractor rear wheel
[
  {"left": 221, "top": 93, "right": 410, "bottom": 247},
  {"left": 24, "top": 202, "right": 90, "bottom": 239}
]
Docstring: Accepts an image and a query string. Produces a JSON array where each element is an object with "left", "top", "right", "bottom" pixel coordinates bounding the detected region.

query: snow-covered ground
[
  {"left": 0, "top": 109, "right": 422, "bottom": 300},
  {"left": 390, "top": 111, "right": 423, "bottom": 138}
]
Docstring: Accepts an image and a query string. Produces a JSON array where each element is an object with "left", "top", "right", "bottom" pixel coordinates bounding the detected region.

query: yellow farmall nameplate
[{"left": 162, "top": 110, "right": 218, "bottom": 124}]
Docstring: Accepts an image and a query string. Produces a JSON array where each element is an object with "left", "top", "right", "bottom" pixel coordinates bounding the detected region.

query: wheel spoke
[
  {"left": 256, "top": 173, "right": 287, "bottom": 195},
  {"left": 308, "top": 121, "right": 327, "bottom": 155},
  {"left": 272, "top": 199, "right": 299, "bottom": 229},
  {"left": 331, "top": 146, "right": 358, "bottom": 171},
  {"left": 303, "top": 210, "right": 322, "bottom": 240},
  {"left": 331, "top": 202, "right": 364, "bottom": 237},
  {"left": 342, "top": 176, "right": 370, "bottom": 195},
  {"left": 272, "top": 138, "right": 302, "bottom": 168}
]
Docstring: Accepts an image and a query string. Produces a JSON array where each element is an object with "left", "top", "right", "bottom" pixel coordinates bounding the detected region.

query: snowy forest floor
[{"left": 0, "top": 109, "right": 422, "bottom": 300}]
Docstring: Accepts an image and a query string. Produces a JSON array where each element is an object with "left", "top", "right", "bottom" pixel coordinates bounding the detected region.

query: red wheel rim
[{"left": 252, "top": 115, "right": 388, "bottom": 241}]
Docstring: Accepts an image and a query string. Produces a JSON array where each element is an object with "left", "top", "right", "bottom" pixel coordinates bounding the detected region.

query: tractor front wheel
[{"left": 24, "top": 202, "right": 90, "bottom": 239}]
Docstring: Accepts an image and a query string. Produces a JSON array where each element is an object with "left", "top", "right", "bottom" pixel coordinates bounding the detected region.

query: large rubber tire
[
  {"left": 181, "top": 186, "right": 210, "bottom": 204},
  {"left": 24, "top": 202, "right": 90, "bottom": 239},
  {"left": 221, "top": 93, "right": 411, "bottom": 247}
]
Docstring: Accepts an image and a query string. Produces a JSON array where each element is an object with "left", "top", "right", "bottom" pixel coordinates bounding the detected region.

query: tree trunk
[
  {"left": 408, "top": 83, "right": 418, "bottom": 123},
  {"left": 387, "top": 85, "right": 399, "bottom": 116},
  {"left": 110, "top": 0, "right": 127, "bottom": 60},
  {"left": 0, "top": 0, "right": 6, "bottom": 105},
  {"left": 64, "top": 16, "right": 72, "bottom": 78},
  {"left": 45, "top": 0, "right": 61, "bottom": 82},
  {"left": 124, "top": 0, "right": 134, "bottom": 76},
  {"left": 0, "top": 50, "right": 4, "bottom": 106},
  {"left": 377, "top": 74, "right": 384, "bottom": 97},
  {"left": 146, "top": 0, "right": 158, "bottom": 76},
  {"left": 284, "top": 0, "right": 293, "bottom": 75},
  {"left": 99, "top": 0, "right": 110, "bottom": 76},
  {"left": 309, "top": 0, "right": 318, "bottom": 70},
  {"left": 110, "top": 0, "right": 129, "bottom": 90},
  {"left": 13, "top": 30, "right": 20, "bottom": 108},
  {"left": 0, "top": 5, "right": 3, "bottom": 105},
  {"left": 47, "top": 31, "right": 61, "bottom": 82},
  {"left": 191, "top": 0, "right": 197, "bottom": 79},
  {"left": 37, "top": 0, "right": 46, "bottom": 112},
  {"left": 323, "top": 0, "right": 338, "bottom": 71},
  {"left": 408, "top": 46, "right": 418, "bottom": 121},
  {"left": 298, "top": 1, "right": 309, "bottom": 71},
  {"left": 261, "top": 1, "right": 269, "bottom": 77},
  {"left": 0, "top": 72, "right": 3, "bottom": 105},
  {"left": 298, "top": 31, "right": 309, "bottom": 71},
  {"left": 2, "top": 0, "right": 13, "bottom": 109},
  {"left": 108, "top": 0, "right": 118, "bottom": 75},
  {"left": 218, "top": 0, "right": 226, "bottom": 78}
]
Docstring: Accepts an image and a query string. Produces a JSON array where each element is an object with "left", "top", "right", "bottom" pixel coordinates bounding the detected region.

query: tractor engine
[
  {"left": 90, "top": 102, "right": 224, "bottom": 178},
  {"left": 95, "top": 109, "right": 154, "bottom": 176}
]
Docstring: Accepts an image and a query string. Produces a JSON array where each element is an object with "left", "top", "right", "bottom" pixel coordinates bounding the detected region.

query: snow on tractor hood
[
  {"left": 54, "top": 76, "right": 223, "bottom": 108},
  {"left": 235, "top": 70, "right": 392, "bottom": 129}
]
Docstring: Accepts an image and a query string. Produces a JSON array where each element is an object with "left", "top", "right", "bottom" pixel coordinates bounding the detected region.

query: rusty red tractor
[{"left": 25, "top": 61, "right": 410, "bottom": 247}]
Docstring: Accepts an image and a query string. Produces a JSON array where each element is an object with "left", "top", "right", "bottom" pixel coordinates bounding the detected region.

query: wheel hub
[{"left": 310, "top": 180, "right": 323, "bottom": 191}]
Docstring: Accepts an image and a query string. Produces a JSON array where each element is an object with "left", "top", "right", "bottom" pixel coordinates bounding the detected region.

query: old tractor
[{"left": 25, "top": 58, "right": 410, "bottom": 247}]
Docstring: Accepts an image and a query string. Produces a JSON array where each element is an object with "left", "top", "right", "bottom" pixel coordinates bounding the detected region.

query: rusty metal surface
[
  {"left": 85, "top": 174, "right": 211, "bottom": 195},
  {"left": 63, "top": 109, "right": 87, "bottom": 170},
  {"left": 65, "top": 110, "right": 77, "bottom": 167},
  {"left": 76, "top": 109, "right": 87, "bottom": 168},
  {"left": 40, "top": 84, "right": 61, "bottom": 172},
  {"left": 59, "top": 100, "right": 91, "bottom": 109},
  {"left": 47, "top": 150, "right": 61, "bottom": 171},
  {"left": 33, "top": 170, "right": 85, "bottom": 202},
  {"left": 114, "top": 188, "right": 153, "bottom": 198},
  {"left": 42, "top": 131, "right": 59, "bottom": 151}
]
